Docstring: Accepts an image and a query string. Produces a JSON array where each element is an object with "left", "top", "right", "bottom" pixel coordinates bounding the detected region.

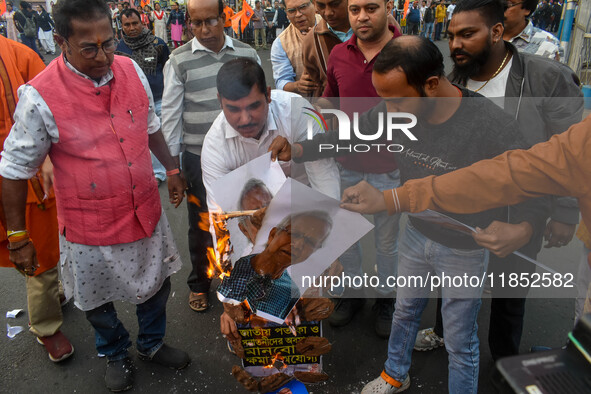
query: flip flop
[{"left": 189, "top": 292, "right": 208, "bottom": 312}]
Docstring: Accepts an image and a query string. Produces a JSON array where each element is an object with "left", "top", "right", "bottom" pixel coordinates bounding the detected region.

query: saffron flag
[
  {"left": 0, "top": 0, "right": 6, "bottom": 16},
  {"left": 141, "top": 0, "right": 151, "bottom": 8},
  {"left": 402, "top": 0, "right": 410, "bottom": 21},
  {"left": 231, "top": 0, "right": 255, "bottom": 34}
]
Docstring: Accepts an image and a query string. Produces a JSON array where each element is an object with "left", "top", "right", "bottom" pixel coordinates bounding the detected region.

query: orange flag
[
  {"left": 140, "top": 0, "right": 150, "bottom": 7},
  {"left": 402, "top": 0, "right": 410, "bottom": 20},
  {"left": 0, "top": 0, "right": 6, "bottom": 16},
  {"left": 240, "top": 0, "right": 254, "bottom": 30},
  {"left": 230, "top": 0, "right": 255, "bottom": 34}
]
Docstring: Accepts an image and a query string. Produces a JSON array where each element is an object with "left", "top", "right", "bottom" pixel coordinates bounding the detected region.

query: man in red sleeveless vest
[
  {"left": 0, "top": 35, "right": 75, "bottom": 363},
  {"left": 0, "top": 1, "right": 189, "bottom": 392}
]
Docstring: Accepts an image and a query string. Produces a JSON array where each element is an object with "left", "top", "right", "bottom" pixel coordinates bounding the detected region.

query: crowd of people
[{"left": 0, "top": 0, "right": 588, "bottom": 393}]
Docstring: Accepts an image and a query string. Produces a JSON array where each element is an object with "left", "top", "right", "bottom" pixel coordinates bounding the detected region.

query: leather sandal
[{"left": 188, "top": 292, "right": 208, "bottom": 312}]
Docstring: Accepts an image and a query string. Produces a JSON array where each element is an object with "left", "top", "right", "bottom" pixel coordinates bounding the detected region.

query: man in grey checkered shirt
[{"left": 503, "top": 0, "right": 563, "bottom": 62}]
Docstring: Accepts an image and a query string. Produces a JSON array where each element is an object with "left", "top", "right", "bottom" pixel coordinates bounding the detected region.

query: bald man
[{"left": 161, "top": 0, "right": 260, "bottom": 313}]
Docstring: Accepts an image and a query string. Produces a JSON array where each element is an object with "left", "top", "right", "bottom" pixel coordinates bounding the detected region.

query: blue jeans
[
  {"left": 151, "top": 99, "right": 166, "bottom": 181},
  {"left": 337, "top": 168, "right": 401, "bottom": 296},
  {"left": 422, "top": 22, "right": 434, "bottom": 40},
  {"left": 85, "top": 277, "right": 171, "bottom": 361},
  {"left": 384, "top": 222, "right": 487, "bottom": 394}
]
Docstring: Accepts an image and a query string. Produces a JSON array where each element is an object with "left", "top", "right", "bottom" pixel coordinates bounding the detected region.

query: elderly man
[
  {"left": 0, "top": 0, "right": 189, "bottom": 391},
  {"left": 270, "top": 0, "right": 320, "bottom": 95},
  {"left": 116, "top": 8, "right": 170, "bottom": 183},
  {"left": 201, "top": 57, "right": 340, "bottom": 210},
  {"left": 236, "top": 178, "right": 273, "bottom": 244},
  {"left": 301, "top": 0, "right": 353, "bottom": 97},
  {"left": 161, "top": 0, "right": 259, "bottom": 313},
  {"left": 219, "top": 210, "right": 333, "bottom": 320}
]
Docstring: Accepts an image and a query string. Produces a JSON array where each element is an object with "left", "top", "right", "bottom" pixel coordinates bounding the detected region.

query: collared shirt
[
  {"left": 161, "top": 36, "right": 261, "bottom": 156},
  {"left": 0, "top": 56, "right": 159, "bottom": 180},
  {"left": 323, "top": 25, "right": 401, "bottom": 104},
  {"left": 201, "top": 89, "right": 340, "bottom": 207},
  {"left": 327, "top": 25, "right": 354, "bottom": 43},
  {"left": 509, "top": 20, "right": 563, "bottom": 62},
  {"left": 270, "top": 37, "right": 295, "bottom": 91}
]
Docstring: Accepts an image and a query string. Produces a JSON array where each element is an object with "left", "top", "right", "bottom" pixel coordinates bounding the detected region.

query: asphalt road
[{"left": 0, "top": 41, "right": 584, "bottom": 393}]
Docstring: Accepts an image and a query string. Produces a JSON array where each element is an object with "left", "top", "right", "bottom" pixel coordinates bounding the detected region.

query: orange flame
[
  {"left": 263, "top": 353, "right": 286, "bottom": 369},
  {"left": 190, "top": 195, "right": 233, "bottom": 279}
]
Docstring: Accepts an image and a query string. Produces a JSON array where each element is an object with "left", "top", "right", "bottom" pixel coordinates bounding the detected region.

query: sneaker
[
  {"left": 327, "top": 298, "right": 365, "bottom": 327},
  {"left": 105, "top": 357, "right": 134, "bottom": 392},
  {"left": 36, "top": 331, "right": 74, "bottom": 362},
  {"left": 362, "top": 372, "right": 411, "bottom": 394},
  {"left": 413, "top": 327, "right": 444, "bottom": 351},
  {"left": 138, "top": 343, "right": 190, "bottom": 370},
  {"left": 373, "top": 298, "right": 395, "bottom": 339}
]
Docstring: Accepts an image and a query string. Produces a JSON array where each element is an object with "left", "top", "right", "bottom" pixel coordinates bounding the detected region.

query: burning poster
[{"left": 209, "top": 152, "right": 287, "bottom": 266}]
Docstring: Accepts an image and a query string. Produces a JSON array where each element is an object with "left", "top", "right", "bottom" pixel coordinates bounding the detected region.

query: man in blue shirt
[{"left": 116, "top": 8, "right": 170, "bottom": 182}]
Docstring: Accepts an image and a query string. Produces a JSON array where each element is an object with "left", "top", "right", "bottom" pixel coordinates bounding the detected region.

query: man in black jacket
[{"left": 14, "top": 1, "right": 43, "bottom": 59}]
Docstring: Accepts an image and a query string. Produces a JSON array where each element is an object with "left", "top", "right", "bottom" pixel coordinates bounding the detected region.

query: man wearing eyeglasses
[
  {"left": 0, "top": 0, "right": 190, "bottom": 391},
  {"left": 503, "top": 0, "right": 562, "bottom": 61},
  {"left": 161, "top": 0, "right": 259, "bottom": 315},
  {"left": 270, "top": 0, "right": 321, "bottom": 96}
]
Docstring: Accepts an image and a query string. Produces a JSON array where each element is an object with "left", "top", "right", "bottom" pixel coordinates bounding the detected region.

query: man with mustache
[
  {"left": 200, "top": 57, "right": 340, "bottom": 208},
  {"left": 413, "top": 0, "right": 583, "bottom": 363}
]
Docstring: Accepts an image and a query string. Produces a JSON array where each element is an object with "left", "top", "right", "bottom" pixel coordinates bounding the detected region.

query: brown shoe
[
  {"left": 188, "top": 292, "right": 208, "bottom": 312},
  {"left": 37, "top": 330, "right": 74, "bottom": 362}
]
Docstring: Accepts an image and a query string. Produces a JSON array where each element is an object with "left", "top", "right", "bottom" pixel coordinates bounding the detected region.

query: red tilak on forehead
[{"left": 97, "top": 38, "right": 102, "bottom": 46}]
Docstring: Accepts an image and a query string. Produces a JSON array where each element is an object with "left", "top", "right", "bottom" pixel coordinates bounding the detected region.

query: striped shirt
[{"left": 161, "top": 36, "right": 260, "bottom": 156}]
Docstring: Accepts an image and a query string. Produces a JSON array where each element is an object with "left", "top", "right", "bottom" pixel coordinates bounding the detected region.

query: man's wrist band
[
  {"left": 7, "top": 230, "right": 28, "bottom": 238},
  {"left": 166, "top": 168, "right": 180, "bottom": 176},
  {"left": 7, "top": 239, "right": 32, "bottom": 251},
  {"left": 8, "top": 233, "right": 30, "bottom": 243}
]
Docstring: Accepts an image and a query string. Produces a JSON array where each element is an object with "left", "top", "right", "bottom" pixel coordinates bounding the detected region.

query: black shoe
[
  {"left": 105, "top": 357, "right": 134, "bottom": 392},
  {"left": 327, "top": 298, "right": 365, "bottom": 327},
  {"left": 373, "top": 298, "right": 395, "bottom": 339},
  {"left": 139, "top": 343, "right": 190, "bottom": 370}
]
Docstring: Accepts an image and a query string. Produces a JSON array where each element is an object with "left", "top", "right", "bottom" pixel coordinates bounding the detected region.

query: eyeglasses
[
  {"left": 277, "top": 226, "right": 323, "bottom": 249},
  {"left": 190, "top": 15, "right": 222, "bottom": 28},
  {"left": 505, "top": 1, "right": 524, "bottom": 7},
  {"left": 63, "top": 38, "right": 117, "bottom": 59},
  {"left": 286, "top": 2, "right": 311, "bottom": 15}
]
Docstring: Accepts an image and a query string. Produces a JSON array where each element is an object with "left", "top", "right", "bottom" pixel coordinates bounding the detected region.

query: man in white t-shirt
[{"left": 443, "top": 0, "right": 455, "bottom": 38}]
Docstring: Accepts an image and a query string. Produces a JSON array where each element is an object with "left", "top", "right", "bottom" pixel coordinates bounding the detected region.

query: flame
[
  {"left": 190, "top": 196, "right": 233, "bottom": 279},
  {"left": 263, "top": 353, "right": 286, "bottom": 369}
]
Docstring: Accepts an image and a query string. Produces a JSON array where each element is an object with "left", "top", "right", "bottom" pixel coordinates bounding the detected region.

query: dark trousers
[
  {"left": 183, "top": 151, "right": 213, "bottom": 294},
  {"left": 407, "top": 21, "right": 419, "bottom": 35},
  {"left": 85, "top": 277, "right": 171, "bottom": 361},
  {"left": 20, "top": 33, "right": 43, "bottom": 60}
]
